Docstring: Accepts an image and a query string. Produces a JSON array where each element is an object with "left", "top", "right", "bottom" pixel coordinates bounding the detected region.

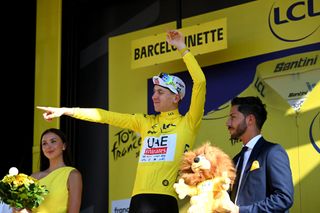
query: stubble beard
[{"left": 230, "top": 119, "right": 247, "bottom": 145}]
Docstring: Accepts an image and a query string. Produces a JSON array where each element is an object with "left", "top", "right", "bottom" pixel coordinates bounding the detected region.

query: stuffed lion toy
[{"left": 174, "top": 142, "right": 236, "bottom": 213}]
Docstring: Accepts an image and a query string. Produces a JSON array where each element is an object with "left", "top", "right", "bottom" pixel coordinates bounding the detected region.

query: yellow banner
[
  {"left": 257, "top": 50, "right": 320, "bottom": 78},
  {"left": 131, "top": 18, "right": 227, "bottom": 69}
]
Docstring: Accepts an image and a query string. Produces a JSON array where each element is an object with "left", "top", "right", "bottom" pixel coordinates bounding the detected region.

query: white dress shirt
[{"left": 235, "top": 134, "right": 262, "bottom": 204}]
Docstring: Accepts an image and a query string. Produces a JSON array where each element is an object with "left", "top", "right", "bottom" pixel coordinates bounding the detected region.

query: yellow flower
[{"left": 0, "top": 167, "right": 49, "bottom": 209}]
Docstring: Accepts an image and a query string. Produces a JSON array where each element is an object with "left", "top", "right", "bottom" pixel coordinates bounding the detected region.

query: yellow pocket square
[{"left": 250, "top": 160, "right": 260, "bottom": 171}]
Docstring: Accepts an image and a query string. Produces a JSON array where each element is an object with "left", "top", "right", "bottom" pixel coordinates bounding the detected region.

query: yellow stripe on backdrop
[
  {"left": 109, "top": 0, "right": 319, "bottom": 212},
  {"left": 33, "top": 0, "right": 62, "bottom": 172}
]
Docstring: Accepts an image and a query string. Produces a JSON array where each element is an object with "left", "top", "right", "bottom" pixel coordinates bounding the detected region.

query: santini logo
[{"left": 268, "top": 0, "right": 320, "bottom": 42}]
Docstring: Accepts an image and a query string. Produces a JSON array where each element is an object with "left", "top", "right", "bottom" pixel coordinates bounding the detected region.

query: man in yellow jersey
[{"left": 37, "top": 29, "right": 206, "bottom": 213}]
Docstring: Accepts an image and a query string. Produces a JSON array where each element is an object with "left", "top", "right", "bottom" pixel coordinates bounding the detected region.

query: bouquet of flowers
[{"left": 0, "top": 167, "right": 49, "bottom": 210}]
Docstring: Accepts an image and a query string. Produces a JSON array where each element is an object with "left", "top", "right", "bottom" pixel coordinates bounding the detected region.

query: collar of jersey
[{"left": 159, "top": 109, "right": 180, "bottom": 119}]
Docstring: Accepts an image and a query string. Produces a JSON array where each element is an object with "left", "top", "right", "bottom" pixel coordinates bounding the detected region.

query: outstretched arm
[
  {"left": 37, "top": 106, "right": 146, "bottom": 132},
  {"left": 37, "top": 106, "right": 75, "bottom": 121}
]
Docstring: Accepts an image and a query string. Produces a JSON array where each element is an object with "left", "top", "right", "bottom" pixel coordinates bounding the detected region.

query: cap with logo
[{"left": 152, "top": 72, "right": 186, "bottom": 100}]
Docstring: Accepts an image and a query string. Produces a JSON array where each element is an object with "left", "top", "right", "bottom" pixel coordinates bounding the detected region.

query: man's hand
[
  {"left": 214, "top": 193, "right": 239, "bottom": 213},
  {"left": 166, "top": 30, "right": 186, "bottom": 50},
  {"left": 36, "top": 106, "right": 66, "bottom": 121}
]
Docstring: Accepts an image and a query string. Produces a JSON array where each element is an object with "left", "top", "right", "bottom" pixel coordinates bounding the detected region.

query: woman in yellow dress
[{"left": 31, "top": 128, "right": 83, "bottom": 213}]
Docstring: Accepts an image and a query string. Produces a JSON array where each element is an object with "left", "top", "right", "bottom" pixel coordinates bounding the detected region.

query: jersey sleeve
[
  {"left": 71, "top": 108, "right": 146, "bottom": 132},
  {"left": 183, "top": 52, "right": 206, "bottom": 130}
]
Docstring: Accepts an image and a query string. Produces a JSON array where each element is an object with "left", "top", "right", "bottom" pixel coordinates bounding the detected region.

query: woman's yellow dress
[{"left": 33, "top": 167, "right": 75, "bottom": 213}]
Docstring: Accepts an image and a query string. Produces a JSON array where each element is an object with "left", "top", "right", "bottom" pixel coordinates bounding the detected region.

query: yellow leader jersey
[{"left": 71, "top": 52, "right": 206, "bottom": 199}]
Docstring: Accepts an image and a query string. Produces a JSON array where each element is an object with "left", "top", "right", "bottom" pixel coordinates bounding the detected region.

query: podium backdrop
[{"left": 109, "top": 0, "right": 319, "bottom": 212}]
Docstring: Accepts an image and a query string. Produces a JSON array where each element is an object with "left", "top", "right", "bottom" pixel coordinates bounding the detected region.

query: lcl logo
[
  {"left": 254, "top": 77, "right": 265, "bottom": 97},
  {"left": 268, "top": 0, "right": 320, "bottom": 42}
]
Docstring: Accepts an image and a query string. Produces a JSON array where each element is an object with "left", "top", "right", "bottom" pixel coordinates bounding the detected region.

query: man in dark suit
[{"left": 224, "top": 96, "right": 294, "bottom": 212}]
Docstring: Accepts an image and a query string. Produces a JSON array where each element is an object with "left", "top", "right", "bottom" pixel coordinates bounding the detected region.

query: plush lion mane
[{"left": 178, "top": 142, "right": 236, "bottom": 186}]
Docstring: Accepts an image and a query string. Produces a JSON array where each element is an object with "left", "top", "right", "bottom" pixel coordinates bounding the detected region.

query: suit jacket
[{"left": 232, "top": 137, "right": 294, "bottom": 213}]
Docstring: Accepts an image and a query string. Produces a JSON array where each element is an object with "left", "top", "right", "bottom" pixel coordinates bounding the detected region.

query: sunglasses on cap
[{"left": 158, "top": 72, "right": 177, "bottom": 89}]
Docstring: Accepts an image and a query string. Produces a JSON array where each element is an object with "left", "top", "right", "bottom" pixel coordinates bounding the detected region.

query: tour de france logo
[
  {"left": 268, "top": 0, "right": 320, "bottom": 42},
  {"left": 309, "top": 111, "right": 320, "bottom": 154}
]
